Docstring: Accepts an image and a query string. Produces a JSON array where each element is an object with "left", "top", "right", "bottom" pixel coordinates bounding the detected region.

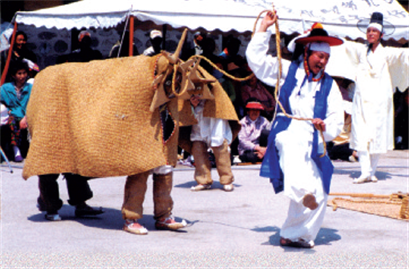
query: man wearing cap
[
  {"left": 66, "top": 30, "right": 103, "bottom": 62},
  {"left": 237, "top": 99, "right": 271, "bottom": 163},
  {"left": 338, "top": 12, "right": 409, "bottom": 184},
  {"left": 143, "top": 30, "right": 163, "bottom": 57},
  {"left": 246, "top": 11, "right": 344, "bottom": 248}
]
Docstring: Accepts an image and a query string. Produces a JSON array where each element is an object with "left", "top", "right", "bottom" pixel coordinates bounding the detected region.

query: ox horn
[{"left": 162, "top": 28, "right": 188, "bottom": 64}]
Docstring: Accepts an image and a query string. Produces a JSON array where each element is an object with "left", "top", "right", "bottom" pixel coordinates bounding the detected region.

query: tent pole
[
  {"left": 1, "top": 21, "right": 18, "bottom": 85},
  {"left": 162, "top": 24, "right": 167, "bottom": 50},
  {"left": 129, "top": 16, "right": 134, "bottom": 56}
]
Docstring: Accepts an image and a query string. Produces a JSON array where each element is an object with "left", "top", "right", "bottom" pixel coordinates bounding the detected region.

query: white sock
[{"left": 13, "top": 145, "right": 21, "bottom": 157}]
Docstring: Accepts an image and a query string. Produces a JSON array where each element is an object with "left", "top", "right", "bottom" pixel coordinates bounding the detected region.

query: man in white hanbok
[
  {"left": 246, "top": 11, "right": 344, "bottom": 248},
  {"left": 340, "top": 12, "right": 409, "bottom": 184}
]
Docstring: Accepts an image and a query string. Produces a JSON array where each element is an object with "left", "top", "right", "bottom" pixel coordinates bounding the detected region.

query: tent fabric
[{"left": 13, "top": 0, "right": 409, "bottom": 41}]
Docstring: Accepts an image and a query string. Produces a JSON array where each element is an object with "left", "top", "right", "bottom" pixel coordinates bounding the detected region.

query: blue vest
[{"left": 260, "top": 60, "right": 334, "bottom": 194}]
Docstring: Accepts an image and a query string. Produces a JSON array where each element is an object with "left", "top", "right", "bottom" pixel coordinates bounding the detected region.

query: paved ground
[{"left": 1, "top": 150, "right": 409, "bottom": 268}]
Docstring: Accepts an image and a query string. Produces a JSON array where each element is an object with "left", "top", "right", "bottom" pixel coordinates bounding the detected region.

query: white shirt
[{"left": 190, "top": 100, "right": 232, "bottom": 147}]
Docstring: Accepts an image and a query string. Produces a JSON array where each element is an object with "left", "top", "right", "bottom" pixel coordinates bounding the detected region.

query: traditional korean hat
[
  {"left": 357, "top": 12, "right": 395, "bottom": 36},
  {"left": 245, "top": 101, "right": 264, "bottom": 110},
  {"left": 295, "top": 23, "right": 343, "bottom": 46},
  {"left": 287, "top": 23, "right": 343, "bottom": 53}
]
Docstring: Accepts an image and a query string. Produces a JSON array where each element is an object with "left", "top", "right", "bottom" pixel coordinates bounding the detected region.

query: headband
[
  {"left": 308, "top": 42, "right": 331, "bottom": 54},
  {"left": 367, "top": 22, "right": 383, "bottom": 33}
]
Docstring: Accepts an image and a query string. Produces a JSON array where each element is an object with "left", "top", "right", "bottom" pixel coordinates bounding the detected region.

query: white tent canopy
[{"left": 13, "top": 0, "right": 409, "bottom": 41}]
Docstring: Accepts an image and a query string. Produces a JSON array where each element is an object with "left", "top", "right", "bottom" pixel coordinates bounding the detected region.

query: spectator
[
  {"left": 394, "top": 88, "right": 408, "bottom": 150},
  {"left": 189, "top": 94, "right": 235, "bottom": 192},
  {"left": 237, "top": 99, "right": 271, "bottom": 163},
  {"left": 181, "top": 31, "right": 206, "bottom": 61},
  {"left": 1, "top": 30, "right": 38, "bottom": 83},
  {"left": 66, "top": 30, "right": 103, "bottom": 62},
  {"left": 241, "top": 73, "right": 276, "bottom": 119},
  {"left": 108, "top": 30, "right": 139, "bottom": 58},
  {"left": 0, "top": 60, "right": 32, "bottom": 162},
  {"left": 143, "top": 30, "right": 163, "bottom": 56}
]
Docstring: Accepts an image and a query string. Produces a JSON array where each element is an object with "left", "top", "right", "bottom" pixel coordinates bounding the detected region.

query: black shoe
[
  {"left": 75, "top": 204, "right": 104, "bottom": 217},
  {"left": 280, "top": 237, "right": 314, "bottom": 249}
]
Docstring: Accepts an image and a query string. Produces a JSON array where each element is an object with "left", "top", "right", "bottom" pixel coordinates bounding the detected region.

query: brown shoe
[{"left": 303, "top": 194, "right": 318, "bottom": 210}]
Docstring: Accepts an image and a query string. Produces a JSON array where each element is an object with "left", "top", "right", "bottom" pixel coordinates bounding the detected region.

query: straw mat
[
  {"left": 23, "top": 56, "right": 179, "bottom": 179},
  {"left": 328, "top": 193, "right": 409, "bottom": 221}
]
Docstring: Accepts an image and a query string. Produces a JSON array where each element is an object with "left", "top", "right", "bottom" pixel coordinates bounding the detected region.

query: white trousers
[
  {"left": 358, "top": 151, "right": 380, "bottom": 178},
  {"left": 275, "top": 123, "right": 328, "bottom": 243}
]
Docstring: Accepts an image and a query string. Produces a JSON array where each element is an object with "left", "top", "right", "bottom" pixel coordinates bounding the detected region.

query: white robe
[
  {"left": 246, "top": 32, "right": 343, "bottom": 243},
  {"left": 335, "top": 41, "right": 409, "bottom": 153}
]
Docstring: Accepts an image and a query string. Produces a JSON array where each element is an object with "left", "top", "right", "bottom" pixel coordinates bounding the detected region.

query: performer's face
[
  {"left": 366, "top": 27, "right": 383, "bottom": 45},
  {"left": 308, "top": 51, "right": 329, "bottom": 75}
]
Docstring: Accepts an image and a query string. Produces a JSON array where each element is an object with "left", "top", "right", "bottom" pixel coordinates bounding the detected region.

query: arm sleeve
[
  {"left": 323, "top": 81, "right": 344, "bottom": 142},
  {"left": 386, "top": 47, "right": 409, "bottom": 92},
  {"left": 237, "top": 123, "right": 256, "bottom": 151},
  {"left": 246, "top": 32, "right": 289, "bottom": 87}
]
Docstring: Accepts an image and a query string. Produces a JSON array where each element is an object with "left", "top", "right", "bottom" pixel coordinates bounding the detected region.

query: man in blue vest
[{"left": 246, "top": 11, "right": 344, "bottom": 248}]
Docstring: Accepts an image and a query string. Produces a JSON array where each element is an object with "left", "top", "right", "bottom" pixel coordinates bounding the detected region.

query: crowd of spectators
[{"left": 0, "top": 29, "right": 408, "bottom": 165}]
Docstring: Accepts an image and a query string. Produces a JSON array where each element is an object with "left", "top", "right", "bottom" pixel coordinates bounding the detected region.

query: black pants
[
  {"left": 37, "top": 173, "right": 93, "bottom": 213},
  {"left": 239, "top": 129, "right": 270, "bottom": 163},
  {"left": 327, "top": 142, "right": 354, "bottom": 161}
]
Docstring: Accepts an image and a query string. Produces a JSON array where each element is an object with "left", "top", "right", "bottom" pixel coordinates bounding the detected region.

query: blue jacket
[
  {"left": 260, "top": 60, "right": 334, "bottom": 194},
  {"left": 0, "top": 82, "right": 32, "bottom": 119}
]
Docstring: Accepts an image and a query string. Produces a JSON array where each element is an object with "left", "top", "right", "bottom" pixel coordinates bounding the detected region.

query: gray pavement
[{"left": 1, "top": 150, "right": 409, "bottom": 268}]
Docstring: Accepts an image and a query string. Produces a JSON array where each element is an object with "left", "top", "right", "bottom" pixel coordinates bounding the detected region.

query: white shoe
[
  {"left": 233, "top": 156, "right": 242, "bottom": 164},
  {"left": 223, "top": 184, "right": 234, "bottom": 192},
  {"left": 353, "top": 176, "right": 370, "bottom": 184},
  {"left": 348, "top": 155, "right": 357, "bottom": 162},
  {"left": 190, "top": 184, "right": 211, "bottom": 191},
  {"left": 45, "top": 214, "right": 62, "bottom": 221},
  {"left": 369, "top": 176, "right": 378, "bottom": 182},
  {"left": 123, "top": 219, "right": 148, "bottom": 235}
]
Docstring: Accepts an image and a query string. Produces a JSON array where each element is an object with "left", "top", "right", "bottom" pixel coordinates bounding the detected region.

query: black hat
[
  {"left": 357, "top": 12, "right": 395, "bottom": 36},
  {"left": 370, "top": 12, "right": 383, "bottom": 25}
]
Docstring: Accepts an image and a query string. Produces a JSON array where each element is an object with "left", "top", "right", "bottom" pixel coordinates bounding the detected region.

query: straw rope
[{"left": 328, "top": 192, "right": 409, "bottom": 220}]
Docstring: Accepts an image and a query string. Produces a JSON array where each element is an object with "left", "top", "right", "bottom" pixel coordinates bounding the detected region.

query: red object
[
  {"left": 245, "top": 101, "right": 264, "bottom": 110},
  {"left": 129, "top": 16, "right": 134, "bottom": 56},
  {"left": 1, "top": 21, "right": 18, "bottom": 85}
]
